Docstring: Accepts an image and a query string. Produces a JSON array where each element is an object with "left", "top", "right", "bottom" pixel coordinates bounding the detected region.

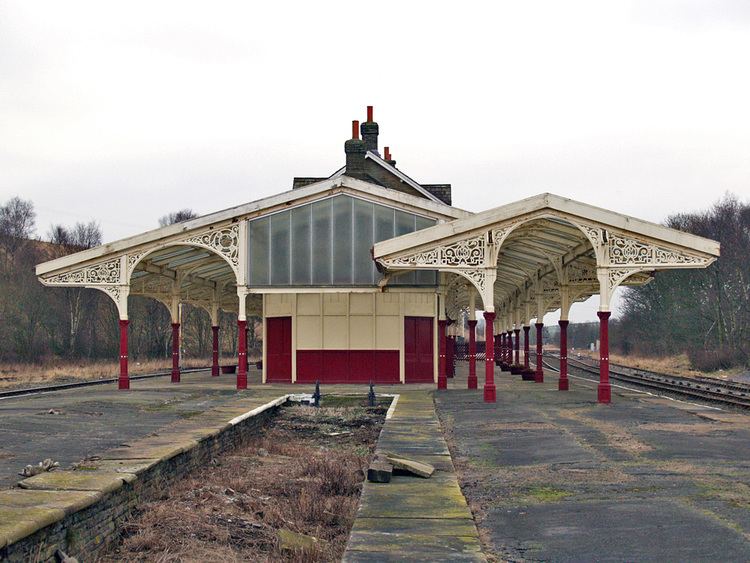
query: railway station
[
  {"left": 35, "top": 107, "right": 720, "bottom": 404},
  {"left": 2, "top": 108, "right": 745, "bottom": 563}
]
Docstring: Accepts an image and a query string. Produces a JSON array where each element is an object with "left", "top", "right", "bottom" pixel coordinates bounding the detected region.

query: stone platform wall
[{"left": 1, "top": 395, "right": 288, "bottom": 562}]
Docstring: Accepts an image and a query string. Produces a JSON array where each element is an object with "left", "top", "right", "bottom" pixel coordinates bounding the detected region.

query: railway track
[
  {"left": 542, "top": 354, "right": 750, "bottom": 409},
  {"left": 0, "top": 367, "right": 211, "bottom": 400}
]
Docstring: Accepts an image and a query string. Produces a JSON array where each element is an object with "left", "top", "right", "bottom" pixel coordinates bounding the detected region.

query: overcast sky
[{"left": 2, "top": 1, "right": 749, "bottom": 323}]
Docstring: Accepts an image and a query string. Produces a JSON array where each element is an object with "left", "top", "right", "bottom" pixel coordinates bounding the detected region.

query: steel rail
[
  {"left": 0, "top": 367, "right": 211, "bottom": 400},
  {"left": 542, "top": 354, "right": 750, "bottom": 409}
]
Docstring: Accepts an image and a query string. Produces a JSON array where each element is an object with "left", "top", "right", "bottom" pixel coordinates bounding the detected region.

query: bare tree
[
  {"left": 158, "top": 209, "right": 198, "bottom": 227},
  {"left": 47, "top": 221, "right": 103, "bottom": 357},
  {"left": 0, "top": 197, "right": 36, "bottom": 271}
]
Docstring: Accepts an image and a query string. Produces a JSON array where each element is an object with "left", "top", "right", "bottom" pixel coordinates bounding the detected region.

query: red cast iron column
[
  {"left": 171, "top": 323, "right": 180, "bottom": 383},
  {"left": 483, "top": 311, "right": 496, "bottom": 402},
  {"left": 211, "top": 325, "right": 220, "bottom": 377},
  {"left": 597, "top": 311, "right": 611, "bottom": 403},
  {"left": 437, "top": 320, "right": 447, "bottom": 390},
  {"left": 237, "top": 319, "right": 248, "bottom": 390},
  {"left": 467, "top": 320, "right": 477, "bottom": 389},
  {"left": 119, "top": 320, "right": 129, "bottom": 390},
  {"left": 558, "top": 320, "right": 569, "bottom": 391},
  {"left": 523, "top": 326, "right": 531, "bottom": 370},
  {"left": 507, "top": 331, "right": 513, "bottom": 364},
  {"left": 514, "top": 328, "right": 521, "bottom": 366},
  {"left": 535, "top": 322, "right": 544, "bottom": 383}
]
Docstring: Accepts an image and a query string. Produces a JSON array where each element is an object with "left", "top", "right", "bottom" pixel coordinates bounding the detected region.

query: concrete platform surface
[{"left": 438, "top": 361, "right": 750, "bottom": 562}]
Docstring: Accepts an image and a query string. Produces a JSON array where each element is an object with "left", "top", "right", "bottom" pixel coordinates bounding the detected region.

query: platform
[{"left": 439, "top": 361, "right": 750, "bottom": 561}]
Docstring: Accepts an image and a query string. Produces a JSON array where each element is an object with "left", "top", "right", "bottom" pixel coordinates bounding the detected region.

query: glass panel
[
  {"left": 415, "top": 215, "right": 435, "bottom": 231},
  {"left": 393, "top": 211, "right": 416, "bottom": 284},
  {"left": 332, "top": 195, "right": 353, "bottom": 284},
  {"left": 270, "top": 211, "right": 290, "bottom": 285},
  {"left": 249, "top": 216, "right": 270, "bottom": 285},
  {"left": 395, "top": 210, "right": 416, "bottom": 236},
  {"left": 353, "top": 199, "right": 374, "bottom": 284},
  {"left": 373, "top": 204, "right": 395, "bottom": 242},
  {"left": 311, "top": 199, "right": 332, "bottom": 284},
  {"left": 291, "top": 206, "right": 311, "bottom": 285}
]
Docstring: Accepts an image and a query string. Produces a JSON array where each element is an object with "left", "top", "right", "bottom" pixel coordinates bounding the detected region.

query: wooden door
[
  {"left": 266, "top": 317, "right": 292, "bottom": 382},
  {"left": 404, "top": 316, "right": 434, "bottom": 383}
]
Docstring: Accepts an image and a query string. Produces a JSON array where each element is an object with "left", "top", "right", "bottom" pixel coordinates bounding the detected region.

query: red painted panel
[
  {"left": 405, "top": 316, "right": 434, "bottom": 383},
  {"left": 266, "top": 317, "right": 292, "bottom": 382},
  {"left": 296, "top": 349, "right": 399, "bottom": 384}
]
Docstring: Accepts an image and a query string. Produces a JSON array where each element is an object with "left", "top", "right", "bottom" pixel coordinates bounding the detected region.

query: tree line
[{"left": 0, "top": 198, "right": 257, "bottom": 365}]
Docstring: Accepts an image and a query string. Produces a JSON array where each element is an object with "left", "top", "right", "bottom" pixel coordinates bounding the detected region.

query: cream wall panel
[
  {"left": 323, "top": 293, "right": 348, "bottom": 316},
  {"left": 266, "top": 293, "right": 294, "bottom": 317},
  {"left": 375, "top": 293, "right": 400, "bottom": 316},
  {"left": 403, "top": 293, "right": 435, "bottom": 317},
  {"left": 297, "top": 293, "right": 321, "bottom": 316},
  {"left": 376, "top": 316, "right": 400, "bottom": 349},
  {"left": 323, "top": 316, "right": 348, "bottom": 348},
  {"left": 296, "top": 316, "right": 322, "bottom": 348},
  {"left": 349, "top": 315, "right": 374, "bottom": 349},
  {"left": 349, "top": 293, "right": 374, "bottom": 315}
]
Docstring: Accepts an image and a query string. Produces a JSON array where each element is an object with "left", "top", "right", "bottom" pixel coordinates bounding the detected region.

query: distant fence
[{"left": 455, "top": 341, "right": 486, "bottom": 361}]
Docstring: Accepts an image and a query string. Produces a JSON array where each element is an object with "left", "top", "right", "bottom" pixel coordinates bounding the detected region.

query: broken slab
[
  {"left": 382, "top": 453, "right": 435, "bottom": 478},
  {"left": 367, "top": 459, "right": 393, "bottom": 483}
]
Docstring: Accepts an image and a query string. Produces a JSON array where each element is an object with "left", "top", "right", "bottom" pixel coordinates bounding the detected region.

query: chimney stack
[
  {"left": 360, "top": 105, "right": 379, "bottom": 153},
  {"left": 384, "top": 146, "right": 396, "bottom": 168},
  {"left": 344, "top": 119, "right": 366, "bottom": 177}
]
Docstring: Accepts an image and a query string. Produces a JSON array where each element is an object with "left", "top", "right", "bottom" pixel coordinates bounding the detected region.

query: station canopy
[
  {"left": 372, "top": 193, "right": 720, "bottom": 324},
  {"left": 35, "top": 177, "right": 719, "bottom": 325}
]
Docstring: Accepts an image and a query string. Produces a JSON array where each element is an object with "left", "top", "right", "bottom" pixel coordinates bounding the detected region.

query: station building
[{"left": 35, "top": 107, "right": 720, "bottom": 403}]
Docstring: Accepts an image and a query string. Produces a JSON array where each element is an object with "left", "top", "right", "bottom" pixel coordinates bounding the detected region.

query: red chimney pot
[
  {"left": 367, "top": 105, "right": 373, "bottom": 122},
  {"left": 352, "top": 120, "right": 359, "bottom": 140},
  {"left": 384, "top": 146, "right": 391, "bottom": 160}
]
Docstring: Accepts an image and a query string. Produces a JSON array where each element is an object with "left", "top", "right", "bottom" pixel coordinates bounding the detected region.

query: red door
[
  {"left": 266, "top": 317, "right": 292, "bottom": 382},
  {"left": 405, "top": 316, "right": 434, "bottom": 383}
]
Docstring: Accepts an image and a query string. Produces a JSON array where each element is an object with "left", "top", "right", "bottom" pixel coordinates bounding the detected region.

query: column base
[
  {"left": 534, "top": 372, "right": 544, "bottom": 384},
  {"left": 437, "top": 375, "right": 448, "bottom": 390},
  {"left": 237, "top": 374, "right": 248, "bottom": 390},
  {"left": 521, "top": 369, "right": 536, "bottom": 381},
  {"left": 171, "top": 370, "right": 180, "bottom": 383},
  {"left": 118, "top": 378, "right": 129, "bottom": 390},
  {"left": 483, "top": 384, "right": 496, "bottom": 403},
  {"left": 211, "top": 367, "right": 219, "bottom": 377},
  {"left": 558, "top": 378, "right": 569, "bottom": 391},
  {"left": 467, "top": 375, "right": 478, "bottom": 389},
  {"left": 598, "top": 383, "right": 611, "bottom": 403}
]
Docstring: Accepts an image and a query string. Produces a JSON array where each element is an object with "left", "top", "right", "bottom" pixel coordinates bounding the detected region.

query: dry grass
[
  {"left": 573, "top": 350, "right": 745, "bottom": 379},
  {"left": 99, "top": 404, "right": 385, "bottom": 562},
  {"left": 557, "top": 409, "right": 653, "bottom": 455},
  {"left": 0, "top": 358, "right": 211, "bottom": 390}
]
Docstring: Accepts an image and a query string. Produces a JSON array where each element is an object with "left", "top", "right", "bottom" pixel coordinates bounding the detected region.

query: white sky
[{"left": 2, "top": 0, "right": 749, "bottom": 322}]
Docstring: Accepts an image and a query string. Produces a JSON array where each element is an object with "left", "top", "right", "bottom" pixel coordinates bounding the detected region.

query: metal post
[
  {"left": 438, "top": 320, "right": 447, "bottom": 390},
  {"left": 535, "top": 322, "right": 544, "bottom": 383},
  {"left": 211, "top": 325, "right": 220, "bottom": 377},
  {"left": 171, "top": 322, "right": 180, "bottom": 383},
  {"left": 523, "top": 326, "right": 531, "bottom": 370},
  {"left": 514, "top": 328, "right": 521, "bottom": 366},
  {"left": 483, "top": 311, "right": 496, "bottom": 403},
  {"left": 118, "top": 320, "right": 129, "bottom": 390},
  {"left": 237, "top": 319, "right": 248, "bottom": 390},
  {"left": 558, "top": 320, "right": 569, "bottom": 391},
  {"left": 467, "top": 319, "right": 477, "bottom": 389},
  {"left": 597, "top": 312, "right": 611, "bottom": 403}
]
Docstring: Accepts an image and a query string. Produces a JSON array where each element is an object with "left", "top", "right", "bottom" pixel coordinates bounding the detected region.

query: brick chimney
[
  {"left": 384, "top": 146, "right": 396, "bottom": 168},
  {"left": 344, "top": 120, "right": 366, "bottom": 177},
  {"left": 360, "top": 105, "right": 379, "bottom": 153}
]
